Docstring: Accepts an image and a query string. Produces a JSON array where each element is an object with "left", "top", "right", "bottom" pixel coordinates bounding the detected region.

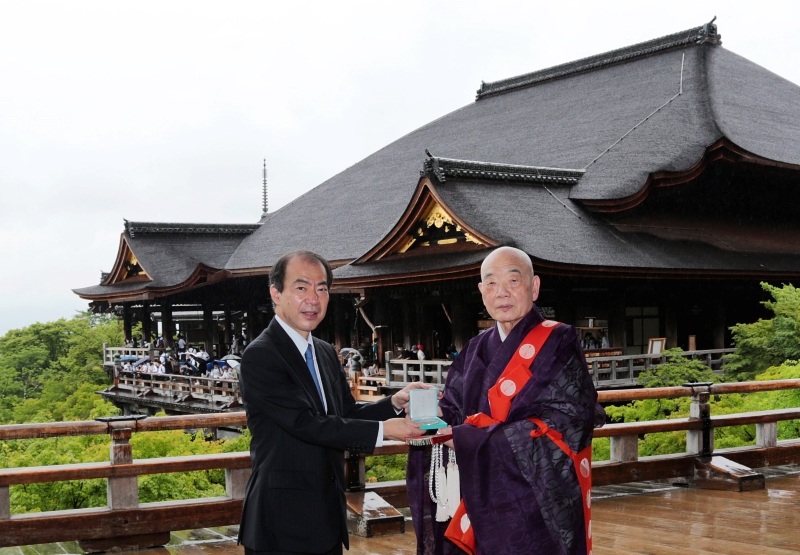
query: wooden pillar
[
  {"left": 141, "top": 302, "right": 151, "bottom": 344},
  {"left": 333, "top": 297, "right": 347, "bottom": 353},
  {"left": 247, "top": 303, "right": 257, "bottom": 343},
  {"left": 609, "top": 288, "right": 625, "bottom": 350},
  {"left": 402, "top": 300, "right": 413, "bottom": 349},
  {"left": 665, "top": 297, "right": 678, "bottom": 350},
  {"left": 122, "top": 304, "right": 132, "bottom": 342},
  {"left": 712, "top": 299, "right": 726, "bottom": 350},
  {"left": 415, "top": 303, "right": 426, "bottom": 350},
  {"left": 687, "top": 387, "right": 713, "bottom": 456},
  {"left": 226, "top": 467, "right": 251, "bottom": 500},
  {"left": 450, "top": 299, "right": 471, "bottom": 353},
  {"left": 162, "top": 303, "right": 174, "bottom": 348},
  {"left": 349, "top": 303, "right": 359, "bottom": 349},
  {"left": 610, "top": 435, "right": 639, "bottom": 462},
  {"left": 0, "top": 484, "right": 9, "bottom": 520},
  {"left": 203, "top": 306, "right": 214, "bottom": 356},
  {"left": 224, "top": 309, "right": 233, "bottom": 355},
  {"left": 107, "top": 428, "right": 137, "bottom": 509}
]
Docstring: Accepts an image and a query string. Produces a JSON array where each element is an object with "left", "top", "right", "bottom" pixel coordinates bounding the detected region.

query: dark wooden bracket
[{"left": 692, "top": 455, "right": 765, "bottom": 491}]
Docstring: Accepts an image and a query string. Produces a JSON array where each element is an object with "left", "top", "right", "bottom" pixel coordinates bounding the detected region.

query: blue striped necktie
[{"left": 304, "top": 345, "right": 324, "bottom": 402}]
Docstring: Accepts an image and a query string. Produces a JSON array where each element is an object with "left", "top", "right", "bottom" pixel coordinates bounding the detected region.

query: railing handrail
[
  {"left": 2, "top": 379, "right": 799, "bottom": 443},
  {"left": 0, "top": 452, "right": 252, "bottom": 487},
  {"left": 1, "top": 377, "right": 800, "bottom": 549},
  {"left": 2, "top": 405, "right": 800, "bottom": 487},
  {"left": 587, "top": 348, "right": 735, "bottom": 363},
  {"left": 0, "top": 412, "right": 247, "bottom": 441}
]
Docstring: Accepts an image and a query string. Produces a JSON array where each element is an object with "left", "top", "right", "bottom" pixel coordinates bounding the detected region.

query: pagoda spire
[{"left": 262, "top": 160, "right": 268, "bottom": 215}]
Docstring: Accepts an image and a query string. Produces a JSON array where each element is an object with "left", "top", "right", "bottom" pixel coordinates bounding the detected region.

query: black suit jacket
[{"left": 237, "top": 319, "right": 398, "bottom": 553}]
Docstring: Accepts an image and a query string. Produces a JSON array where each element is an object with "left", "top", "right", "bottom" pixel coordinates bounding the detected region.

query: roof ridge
[
  {"left": 124, "top": 220, "right": 261, "bottom": 238},
  {"left": 422, "top": 151, "right": 584, "bottom": 185},
  {"left": 476, "top": 19, "right": 721, "bottom": 100}
]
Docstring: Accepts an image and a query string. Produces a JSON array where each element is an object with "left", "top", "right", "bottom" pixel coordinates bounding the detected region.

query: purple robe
[{"left": 408, "top": 305, "right": 605, "bottom": 555}]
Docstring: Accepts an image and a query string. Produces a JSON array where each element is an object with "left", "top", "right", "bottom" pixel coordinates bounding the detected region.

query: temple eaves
[
  {"left": 124, "top": 220, "right": 261, "bottom": 238},
  {"left": 476, "top": 18, "right": 722, "bottom": 100},
  {"left": 421, "top": 150, "right": 584, "bottom": 185}
]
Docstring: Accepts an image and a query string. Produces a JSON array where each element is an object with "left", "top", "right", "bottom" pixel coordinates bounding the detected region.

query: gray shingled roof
[
  {"left": 77, "top": 23, "right": 800, "bottom": 298},
  {"left": 74, "top": 225, "right": 252, "bottom": 297},
  {"left": 226, "top": 31, "right": 800, "bottom": 277}
]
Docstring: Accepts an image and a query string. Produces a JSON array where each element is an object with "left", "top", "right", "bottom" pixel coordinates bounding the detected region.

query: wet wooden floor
[{"left": 5, "top": 472, "right": 800, "bottom": 555}]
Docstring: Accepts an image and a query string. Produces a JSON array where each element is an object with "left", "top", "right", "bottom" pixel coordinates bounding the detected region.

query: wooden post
[
  {"left": 610, "top": 435, "right": 639, "bottom": 462},
  {"left": 0, "top": 485, "right": 9, "bottom": 520},
  {"left": 107, "top": 428, "right": 138, "bottom": 510},
  {"left": 756, "top": 422, "right": 778, "bottom": 448},
  {"left": 712, "top": 300, "right": 726, "bottom": 350},
  {"left": 665, "top": 301, "right": 678, "bottom": 349},
  {"left": 224, "top": 308, "right": 233, "bottom": 355},
  {"left": 344, "top": 451, "right": 366, "bottom": 492},
  {"left": 203, "top": 306, "right": 214, "bottom": 356},
  {"left": 122, "top": 304, "right": 132, "bottom": 342},
  {"left": 402, "top": 300, "right": 412, "bottom": 350},
  {"left": 162, "top": 303, "right": 174, "bottom": 348},
  {"left": 225, "top": 467, "right": 251, "bottom": 500},
  {"left": 686, "top": 385, "right": 713, "bottom": 456},
  {"left": 247, "top": 303, "right": 257, "bottom": 343},
  {"left": 141, "top": 302, "right": 152, "bottom": 345},
  {"left": 609, "top": 289, "right": 626, "bottom": 350}
]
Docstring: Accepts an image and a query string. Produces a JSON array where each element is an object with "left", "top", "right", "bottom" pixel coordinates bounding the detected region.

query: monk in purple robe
[{"left": 408, "top": 247, "right": 605, "bottom": 555}]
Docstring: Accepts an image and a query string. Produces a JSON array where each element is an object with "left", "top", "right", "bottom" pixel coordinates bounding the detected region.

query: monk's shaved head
[
  {"left": 481, "top": 246, "right": 533, "bottom": 282},
  {"left": 478, "top": 246, "right": 540, "bottom": 335}
]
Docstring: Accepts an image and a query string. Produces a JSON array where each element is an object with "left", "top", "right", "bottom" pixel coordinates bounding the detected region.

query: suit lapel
[{"left": 267, "top": 320, "right": 326, "bottom": 414}]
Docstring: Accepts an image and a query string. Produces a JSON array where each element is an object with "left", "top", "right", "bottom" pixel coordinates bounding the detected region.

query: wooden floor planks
[
  {"left": 8, "top": 474, "right": 800, "bottom": 555},
  {"left": 592, "top": 474, "right": 800, "bottom": 555}
]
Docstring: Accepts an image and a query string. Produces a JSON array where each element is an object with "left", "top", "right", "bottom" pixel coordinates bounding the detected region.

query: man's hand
[
  {"left": 383, "top": 417, "right": 424, "bottom": 441},
  {"left": 391, "top": 382, "right": 440, "bottom": 411}
]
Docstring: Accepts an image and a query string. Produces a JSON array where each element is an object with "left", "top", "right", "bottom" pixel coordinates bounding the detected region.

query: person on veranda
[{"left": 408, "top": 246, "right": 605, "bottom": 555}]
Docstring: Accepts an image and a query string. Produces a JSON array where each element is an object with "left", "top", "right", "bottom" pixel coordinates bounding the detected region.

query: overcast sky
[{"left": 1, "top": 0, "right": 799, "bottom": 335}]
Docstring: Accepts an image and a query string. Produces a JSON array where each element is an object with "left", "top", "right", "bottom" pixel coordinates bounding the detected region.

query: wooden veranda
[
  {"left": 3, "top": 380, "right": 800, "bottom": 552},
  {"left": 5, "top": 471, "right": 799, "bottom": 555}
]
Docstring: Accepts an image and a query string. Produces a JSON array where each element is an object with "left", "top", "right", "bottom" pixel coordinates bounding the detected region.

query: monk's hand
[
  {"left": 438, "top": 426, "right": 455, "bottom": 449},
  {"left": 383, "top": 416, "right": 423, "bottom": 441},
  {"left": 391, "top": 381, "right": 436, "bottom": 412}
]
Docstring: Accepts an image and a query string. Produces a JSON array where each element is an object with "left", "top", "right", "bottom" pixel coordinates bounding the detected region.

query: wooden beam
[
  {"left": 0, "top": 497, "right": 242, "bottom": 548},
  {"left": 0, "top": 453, "right": 251, "bottom": 487}
]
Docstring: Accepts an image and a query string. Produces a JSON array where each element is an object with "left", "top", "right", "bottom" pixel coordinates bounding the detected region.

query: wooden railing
[
  {"left": 111, "top": 371, "right": 241, "bottom": 410},
  {"left": 2, "top": 379, "right": 799, "bottom": 549},
  {"left": 385, "top": 359, "right": 452, "bottom": 386},
  {"left": 587, "top": 348, "right": 735, "bottom": 388},
  {"left": 102, "top": 344, "right": 158, "bottom": 366},
  {"left": 385, "top": 348, "right": 736, "bottom": 389}
]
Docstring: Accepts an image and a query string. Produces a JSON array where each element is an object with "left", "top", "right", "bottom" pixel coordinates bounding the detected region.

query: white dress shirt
[{"left": 274, "top": 315, "right": 385, "bottom": 447}]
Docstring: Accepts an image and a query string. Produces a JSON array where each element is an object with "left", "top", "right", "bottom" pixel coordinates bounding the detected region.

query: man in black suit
[{"left": 238, "top": 250, "right": 425, "bottom": 555}]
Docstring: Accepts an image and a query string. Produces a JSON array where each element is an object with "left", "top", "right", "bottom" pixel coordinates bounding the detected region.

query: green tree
[
  {"left": 603, "top": 350, "right": 721, "bottom": 458},
  {"left": 726, "top": 282, "right": 800, "bottom": 381}
]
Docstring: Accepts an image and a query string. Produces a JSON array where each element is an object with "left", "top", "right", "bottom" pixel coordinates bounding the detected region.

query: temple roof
[
  {"left": 73, "top": 222, "right": 257, "bottom": 300},
  {"left": 224, "top": 21, "right": 800, "bottom": 279},
  {"left": 76, "top": 21, "right": 800, "bottom": 299}
]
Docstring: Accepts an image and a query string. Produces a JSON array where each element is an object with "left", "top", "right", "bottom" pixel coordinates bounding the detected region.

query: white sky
[{"left": 1, "top": 0, "right": 799, "bottom": 335}]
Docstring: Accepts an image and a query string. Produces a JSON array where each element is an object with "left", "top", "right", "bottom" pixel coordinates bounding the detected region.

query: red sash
[{"left": 444, "top": 320, "right": 593, "bottom": 555}]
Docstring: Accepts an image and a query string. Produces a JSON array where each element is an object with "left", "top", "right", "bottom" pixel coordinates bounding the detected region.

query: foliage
[
  {"left": 0, "top": 311, "right": 123, "bottom": 422},
  {"left": 0, "top": 315, "right": 252, "bottom": 514},
  {"left": 726, "top": 282, "right": 800, "bottom": 381},
  {"left": 605, "top": 349, "right": 720, "bottom": 425},
  {"left": 597, "top": 352, "right": 800, "bottom": 461},
  {"left": 365, "top": 454, "right": 407, "bottom": 483}
]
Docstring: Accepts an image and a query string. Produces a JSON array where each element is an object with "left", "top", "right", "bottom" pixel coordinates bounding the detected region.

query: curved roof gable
[
  {"left": 74, "top": 222, "right": 258, "bottom": 301},
  {"left": 222, "top": 22, "right": 800, "bottom": 278}
]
